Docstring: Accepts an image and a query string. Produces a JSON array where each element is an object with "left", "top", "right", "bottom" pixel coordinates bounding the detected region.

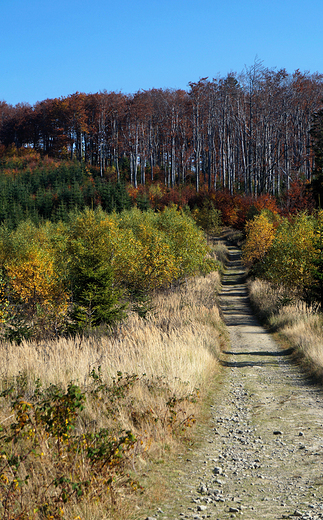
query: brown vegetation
[
  {"left": 0, "top": 270, "right": 224, "bottom": 520},
  {"left": 248, "top": 278, "right": 323, "bottom": 381}
]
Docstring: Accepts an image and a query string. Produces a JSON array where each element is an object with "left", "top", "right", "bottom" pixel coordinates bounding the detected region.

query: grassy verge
[
  {"left": 0, "top": 268, "right": 224, "bottom": 520},
  {"left": 248, "top": 278, "right": 323, "bottom": 381}
]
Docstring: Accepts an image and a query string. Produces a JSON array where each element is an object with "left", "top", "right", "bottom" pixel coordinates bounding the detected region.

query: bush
[
  {"left": 242, "top": 211, "right": 276, "bottom": 267},
  {"left": 0, "top": 207, "right": 215, "bottom": 341},
  {"left": 0, "top": 370, "right": 199, "bottom": 519},
  {"left": 243, "top": 210, "right": 323, "bottom": 304}
]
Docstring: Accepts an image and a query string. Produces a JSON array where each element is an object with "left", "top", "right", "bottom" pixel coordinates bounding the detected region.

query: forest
[
  {"left": 1, "top": 63, "right": 323, "bottom": 196},
  {"left": 1, "top": 62, "right": 323, "bottom": 343},
  {"left": 3, "top": 65, "right": 323, "bottom": 520}
]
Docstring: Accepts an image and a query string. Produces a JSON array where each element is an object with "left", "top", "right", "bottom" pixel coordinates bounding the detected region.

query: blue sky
[{"left": 1, "top": 0, "right": 323, "bottom": 106}]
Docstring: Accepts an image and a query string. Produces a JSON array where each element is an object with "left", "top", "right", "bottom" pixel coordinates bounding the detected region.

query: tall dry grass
[
  {"left": 212, "top": 241, "right": 229, "bottom": 268},
  {"left": 0, "top": 270, "right": 224, "bottom": 520},
  {"left": 249, "top": 278, "right": 323, "bottom": 379},
  {"left": 0, "top": 271, "right": 222, "bottom": 396}
]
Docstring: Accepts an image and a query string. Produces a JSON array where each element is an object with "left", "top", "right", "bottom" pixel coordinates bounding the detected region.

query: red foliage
[
  {"left": 187, "top": 189, "right": 249, "bottom": 228},
  {"left": 0, "top": 144, "right": 6, "bottom": 158},
  {"left": 253, "top": 194, "right": 279, "bottom": 214},
  {"left": 211, "top": 191, "right": 240, "bottom": 227},
  {"left": 157, "top": 186, "right": 196, "bottom": 210},
  {"left": 186, "top": 189, "right": 282, "bottom": 229},
  {"left": 280, "top": 180, "right": 315, "bottom": 215},
  {"left": 127, "top": 184, "right": 197, "bottom": 211}
]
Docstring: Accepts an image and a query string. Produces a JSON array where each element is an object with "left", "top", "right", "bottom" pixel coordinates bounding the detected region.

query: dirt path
[{"left": 146, "top": 244, "right": 323, "bottom": 520}]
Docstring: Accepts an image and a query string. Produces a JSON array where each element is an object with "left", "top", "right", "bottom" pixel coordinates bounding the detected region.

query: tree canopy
[{"left": 1, "top": 66, "right": 323, "bottom": 196}]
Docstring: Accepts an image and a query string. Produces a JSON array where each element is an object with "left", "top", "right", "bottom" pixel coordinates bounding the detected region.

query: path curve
[{"left": 146, "top": 244, "right": 323, "bottom": 520}]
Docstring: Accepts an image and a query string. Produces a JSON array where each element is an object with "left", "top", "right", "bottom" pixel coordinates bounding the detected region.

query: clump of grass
[
  {"left": 213, "top": 242, "right": 230, "bottom": 268},
  {"left": 248, "top": 278, "right": 323, "bottom": 381},
  {"left": 0, "top": 270, "right": 223, "bottom": 520},
  {"left": 0, "top": 271, "right": 221, "bottom": 394},
  {"left": 248, "top": 278, "right": 296, "bottom": 321}
]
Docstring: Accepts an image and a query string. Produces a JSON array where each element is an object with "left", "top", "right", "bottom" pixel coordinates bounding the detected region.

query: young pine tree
[
  {"left": 70, "top": 252, "right": 125, "bottom": 332},
  {"left": 68, "top": 209, "right": 126, "bottom": 333}
]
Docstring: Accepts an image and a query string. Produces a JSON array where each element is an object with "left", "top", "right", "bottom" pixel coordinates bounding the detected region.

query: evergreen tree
[
  {"left": 70, "top": 253, "right": 126, "bottom": 332},
  {"left": 67, "top": 208, "right": 126, "bottom": 333}
]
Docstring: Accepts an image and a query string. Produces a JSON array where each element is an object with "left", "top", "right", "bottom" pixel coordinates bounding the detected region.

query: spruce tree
[
  {"left": 70, "top": 250, "right": 126, "bottom": 332},
  {"left": 67, "top": 208, "right": 126, "bottom": 334}
]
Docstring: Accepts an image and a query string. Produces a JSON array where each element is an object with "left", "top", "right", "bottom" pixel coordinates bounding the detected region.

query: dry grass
[
  {"left": 0, "top": 271, "right": 222, "bottom": 396},
  {"left": 212, "top": 242, "right": 230, "bottom": 267},
  {"left": 0, "top": 270, "right": 224, "bottom": 520},
  {"left": 248, "top": 278, "right": 323, "bottom": 379}
]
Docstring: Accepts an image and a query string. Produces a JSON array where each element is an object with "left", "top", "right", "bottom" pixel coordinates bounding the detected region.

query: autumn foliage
[
  {"left": 242, "top": 213, "right": 276, "bottom": 266},
  {"left": 1, "top": 67, "right": 322, "bottom": 197},
  {"left": 0, "top": 206, "right": 215, "bottom": 342},
  {"left": 0, "top": 369, "right": 200, "bottom": 520},
  {"left": 242, "top": 210, "right": 323, "bottom": 304}
]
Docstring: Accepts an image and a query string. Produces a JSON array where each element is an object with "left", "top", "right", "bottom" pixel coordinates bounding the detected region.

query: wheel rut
[{"left": 145, "top": 244, "right": 323, "bottom": 520}]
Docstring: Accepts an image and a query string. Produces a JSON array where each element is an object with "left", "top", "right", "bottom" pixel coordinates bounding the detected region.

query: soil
[{"left": 141, "top": 244, "right": 323, "bottom": 520}]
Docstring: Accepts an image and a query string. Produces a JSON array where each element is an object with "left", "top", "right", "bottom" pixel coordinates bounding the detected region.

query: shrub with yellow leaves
[{"left": 242, "top": 211, "right": 276, "bottom": 267}]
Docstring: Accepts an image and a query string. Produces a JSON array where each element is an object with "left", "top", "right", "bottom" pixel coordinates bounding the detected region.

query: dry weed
[
  {"left": 0, "top": 271, "right": 221, "bottom": 395},
  {"left": 248, "top": 278, "right": 323, "bottom": 378},
  {"left": 213, "top": 242, "right": 230, "bottom": 267},
  {"left": 0, "top": 271, "right": 223, "bottom": 520}
]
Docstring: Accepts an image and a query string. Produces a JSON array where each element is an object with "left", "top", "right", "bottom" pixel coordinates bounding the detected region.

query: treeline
[
  {"left": 1, "top": 63, "right": 323, "bottom": 196},
  {"left": 0, "top": 206, "right": 215, "bottom": 343},
  {"left": 0, "top": 145, "right": 316, "bottom": 230}
]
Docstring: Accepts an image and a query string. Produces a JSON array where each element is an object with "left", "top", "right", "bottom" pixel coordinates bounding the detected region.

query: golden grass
[
  {"left": 0, "top": 270, "right": 224, "bottom": 520},
  {"left": 0, "top": 271, "right": 221, "bottom": 396},
  {"left": 248, "top": 278, "right": 323, "bottom": 378},
  {"left": 212, "top": 242, "right": 230, "bottom": 267}
]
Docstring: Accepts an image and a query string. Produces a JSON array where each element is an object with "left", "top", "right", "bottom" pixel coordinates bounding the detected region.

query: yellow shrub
[{"left": 242, "top": 213, "right": 276, "bottom": 266}]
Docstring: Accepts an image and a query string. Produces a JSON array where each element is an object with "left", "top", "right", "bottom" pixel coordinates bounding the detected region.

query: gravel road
[{"left": 145, "top": 244, "right": 323, "bottom": 520}]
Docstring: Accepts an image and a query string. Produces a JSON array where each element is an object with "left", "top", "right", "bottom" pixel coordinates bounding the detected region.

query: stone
[
  {"left": 213, "top": 467, "right": 223, "bottom": 475},
  {"left": 197, "top": 504, "right": 207, "bottom": 511}
]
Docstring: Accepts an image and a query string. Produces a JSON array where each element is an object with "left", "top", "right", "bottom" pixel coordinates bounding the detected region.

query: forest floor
[{"left": 140, "top": 244, "right": 323, "bottom": 520}]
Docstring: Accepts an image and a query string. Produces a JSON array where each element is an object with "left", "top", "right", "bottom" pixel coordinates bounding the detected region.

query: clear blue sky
[{"left": 1, "top": 0, "right": 323, "bottom": 106}]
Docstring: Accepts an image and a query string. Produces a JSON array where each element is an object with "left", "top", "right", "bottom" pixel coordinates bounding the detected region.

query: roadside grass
[
  {"left": 248, "top": 278, "right": 323, "bottom": 381},
  {"left": 211, "top": 242, "right": 230, "bottom": 269},
  {"left": 0, "top": 269, "right": 224, "bottom": 520}
]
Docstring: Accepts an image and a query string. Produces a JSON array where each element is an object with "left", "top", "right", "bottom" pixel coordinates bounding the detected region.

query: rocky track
[{"left": 145, "top": 244, "right": 323, "bottom": 520}]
